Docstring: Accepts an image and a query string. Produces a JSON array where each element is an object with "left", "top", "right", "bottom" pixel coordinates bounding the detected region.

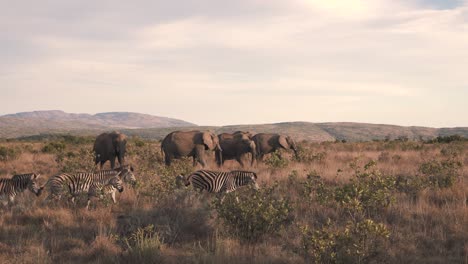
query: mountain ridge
[{"left": 1, "top": 110, "right": 467, "bottom": 141}]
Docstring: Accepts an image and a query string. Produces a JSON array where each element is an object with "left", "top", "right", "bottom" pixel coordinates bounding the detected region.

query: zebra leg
[
  {"left": 111, "top": 190, "right": 117, "bottom": 204},
  {"left": 8, "top": 195, "right": 15, "bottom": 206}
]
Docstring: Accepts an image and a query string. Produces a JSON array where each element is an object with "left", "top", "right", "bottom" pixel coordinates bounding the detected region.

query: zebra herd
[
  {"left": 0, "top": 167, "right": 258, "bottom": 208},
  {"left": 0, "top": 165, "right": 137, "bottom": 208}
]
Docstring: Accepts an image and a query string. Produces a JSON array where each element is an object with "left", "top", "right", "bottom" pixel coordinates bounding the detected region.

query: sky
[{"left": 1, "top": 0, "right": 467, "bottom": 127}]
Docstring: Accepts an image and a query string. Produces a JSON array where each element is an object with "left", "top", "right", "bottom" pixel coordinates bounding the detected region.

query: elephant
[
  {"left": 252, "top": 133, "right": 298, "bottom": 161},
  {"left": 161, "top": 130, "right": 222, "bottom": 167},
  {"left": 93, "top": 131, "right": 127, "bottom": 169},
  {"left": 215, "top": 131, "right": 256, "bottom": 167}
]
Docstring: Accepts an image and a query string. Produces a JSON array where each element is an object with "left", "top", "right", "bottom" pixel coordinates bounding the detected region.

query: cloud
[{"left": 0, "top": 0, "right": 467, "bottom": 126}]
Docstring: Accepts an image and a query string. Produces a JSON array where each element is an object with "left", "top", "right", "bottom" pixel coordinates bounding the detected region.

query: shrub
[
  {"left": 303, "top": 171, "right": 335, "bottom": 205},
  {"left": 58, "top": 148, "right": 96, "bottom": 173},
  {"left": 0, "top": 146, "right": 21, "bottom": 161},
  {"left": 42, "top": 141, "right": 66, "bottom": 153},
  {"left": 426, "top": 135, "right": 466, "bottom": 143},
  {"left": 306, "top": 161, "right": 396, "bottom": 216},
  {"left": 214, "top": 184, "right": 293, "bottom": 243},
  {"left": 295, "top": 145, "right": 327, "bottom": 163},
  {"left": 139, "top": 159, "right": 192, "bottom": 202},
  {"left": 301, "top": 219, "right": 390, "bottom": 264},
  {"left": 265, "top": 150, "right": 289, "bottom": 169},
  {"left": 335, "top": 161, "right": 396, "bottom": 215},
  {"left": 419, "top": 159, "right": 461, "bottom": 188}
]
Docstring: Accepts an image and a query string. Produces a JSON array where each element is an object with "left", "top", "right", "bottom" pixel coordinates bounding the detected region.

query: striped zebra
[
  {"left": 0, "top": 173, "right": 43, "bottom": 205},
  {"left": 45, "top": 165, "right": 136, "bottom": 203},
  {"left": 86, "top": 175, "right": 124, "bottom": 209},
  {"left": 183, "top": 170, "right": 259, "bottom": 193}
]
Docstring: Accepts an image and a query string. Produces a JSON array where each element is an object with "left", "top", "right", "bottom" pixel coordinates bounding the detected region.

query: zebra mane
[{"left": 11, "top": 173, "right": 38, "bottom": 191}]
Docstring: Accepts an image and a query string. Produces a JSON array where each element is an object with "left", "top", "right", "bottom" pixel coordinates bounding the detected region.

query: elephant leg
[
  {"left": 110, "top": 157, "right": 116, "bottom": 169},
  {"left": 236, "top": 156, "right": 245, "bottom": 167},
  {"left": 117, "top": 155, "right": 123, "bottom": 167},
  {"left": 195, "top": 146, "right": 206, "bottom": 167},
  {"left": 164, "top": 153, "right": 172, "bottom": 166}
]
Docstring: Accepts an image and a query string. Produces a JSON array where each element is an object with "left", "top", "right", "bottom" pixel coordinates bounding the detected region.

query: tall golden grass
[{"left": 0, "top": 138, "right": 466, "bottom": 263}]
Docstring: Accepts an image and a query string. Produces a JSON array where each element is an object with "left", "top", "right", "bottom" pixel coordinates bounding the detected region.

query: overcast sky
[{"left": 1, "top": 0, "right": 467, "bottom": 127}]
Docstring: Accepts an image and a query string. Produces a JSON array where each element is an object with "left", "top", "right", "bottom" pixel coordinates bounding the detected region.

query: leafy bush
[
  {"left": 139, "top": 158, "right": 192, "bottom": 202},
  {"left": 295, "top": 145, "right": 327, "bottom": 163},
  {"left": 426, "top": 135, "right": 466, "bottom": 144},
  {"left": 57, "top": 148, "right": 96, "bottom": 173},
  {"left": 214, "top": 184, "right": 293, "bottom": 243},
  {"left": 265, "top": 150, "right": 289, "bottom": 169},
  {"left": 301, "top": 219, "right": 390, "bottom": 264},
  {"left": 394, "top": 174, "right": 428, "bottom": 202},
  {"left": 303, "top": 171, "right": 335, "bottom": 205},
  {"left": 130, "top": 137, "right": 146, "bottom": 148},
  {"left": 419, "top": 159, "right": 461, "bottom": 188},
  {"left": 42, "top": 141, "right": 66, "bottom": 153},
  {"left": 0, "top": 146, "right": 21, "bottom": 161},
  {"left": 306, "top": 161, "right": 396, "bottom": 216}
]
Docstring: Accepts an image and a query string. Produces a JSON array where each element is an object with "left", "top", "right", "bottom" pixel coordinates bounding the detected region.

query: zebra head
[
  {"left": 28, "top": 173, "right": 43, "bottom": 196},
  {"left": 175, "top": 174, "right": 187, "bottom": 186},
  {"left": 250, "top": 172, "right": 260, "bottom": 190},
  {"left": 116, "top": 165, "right": 137, "bottom": 185},
  {"left": 108, "top": 176, "right": 124, "bottom": 193}
]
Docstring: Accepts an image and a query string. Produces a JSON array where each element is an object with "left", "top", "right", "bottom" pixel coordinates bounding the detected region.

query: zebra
[
  {"left": 0, "top": 173, "right": 43, "bottom": 205},
  {"left": 45, "top": 165, "right": 136, "bottom": 204},
  {"left": 86, "top": 175, "right": 124, "bottom": 209},
  {"left": 183, "top": 170, "right": 259, "bottom": 193}
]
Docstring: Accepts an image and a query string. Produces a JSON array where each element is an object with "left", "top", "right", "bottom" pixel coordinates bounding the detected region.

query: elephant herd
[{"left": 93, "top": 131, "right": 298, "bottom": 169}]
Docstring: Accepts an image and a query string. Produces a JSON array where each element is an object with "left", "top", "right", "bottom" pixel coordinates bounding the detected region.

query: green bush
[
  {"left": 295, "top": 145, "right": 327, "bottom": 163},
  {"left": 419, "top": 159, "right": 461, "bottom": 188},
  {"left": 58, "top": 148, "right": 96, "bottom": 173},
  {"left": 303, "top": 171, "right": 335, "bottom": 205},
  {"left": 0, "top": 146, "right": 21, "bottom": 161},
  {"left": 139, "top": 158, "right": 192, "bottom": 202},
  {"left": 42, "top": 141, "right": 66, "bottom": 153},
  {"left": 301, "top": 219, "right": 390, "bottom": 264},
  {"left": 306, "top": 161, "right": 396, "bottom": 216},
  {"left": 214, "top": 184, "right": 293, "bottom": 243},
  {"left": 265, "top": 150, "right": 289, "bottom": 169}
]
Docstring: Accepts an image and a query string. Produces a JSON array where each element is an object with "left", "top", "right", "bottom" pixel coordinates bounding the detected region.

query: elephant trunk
[
  {"left": 216, "top": 144, "right": 223, "bottom": 166},
  {"left": 249, "top": 142, "right": 256, "bottom": 166},
  {"left": 292, "top": 147, "right": 298, "bottom": 159}
]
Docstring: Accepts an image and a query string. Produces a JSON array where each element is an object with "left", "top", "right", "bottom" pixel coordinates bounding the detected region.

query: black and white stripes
[
  {"left": 45, "top": 166, "right": 136, "bottom": 203},
  {"left": 0, "top": 173, "right": 43, "bottom": 205},
  {"left": 184, "top": 170, "right": 259, "bottom": 193}
]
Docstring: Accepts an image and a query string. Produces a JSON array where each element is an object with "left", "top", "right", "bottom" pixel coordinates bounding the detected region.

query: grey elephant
[
  {"left": 252, "top": 133, "right": 298, "bottom": 161},
  {"left": 93, "top": 131, "right": 127, "bottom": 169},
  {"left": 161, "top": 130, "right": 222, "bottom": 167},
  {"left": 216, "top": 131, "right": 256, "bottom": 167}
]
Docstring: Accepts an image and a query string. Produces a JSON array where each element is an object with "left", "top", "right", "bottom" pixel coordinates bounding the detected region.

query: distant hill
[
  {"left": 119, "top": 122, "right": 468, "bottom": 142},
  {"left": 0, "top": 110, "right": 195, "bottom": 138},
  {"left": 1, "top": 110, "right": 467, "bottom": 141}
]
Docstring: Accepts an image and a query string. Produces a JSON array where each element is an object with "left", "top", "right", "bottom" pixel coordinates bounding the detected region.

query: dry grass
[{"left": 0, "top": 138, "right": 466, "bottom": 263}]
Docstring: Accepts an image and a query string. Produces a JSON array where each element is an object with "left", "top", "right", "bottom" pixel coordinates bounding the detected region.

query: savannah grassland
[{"left": 0, "top": 136, "right": 466, "bottom": 264}]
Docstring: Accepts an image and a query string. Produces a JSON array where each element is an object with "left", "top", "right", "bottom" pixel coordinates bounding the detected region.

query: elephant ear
[
  {"left": 202, "top": 132, "right": 215, "bottom": 150},
  {"left": 278, "top": 135, "right": 290, "bottom": 149}
]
